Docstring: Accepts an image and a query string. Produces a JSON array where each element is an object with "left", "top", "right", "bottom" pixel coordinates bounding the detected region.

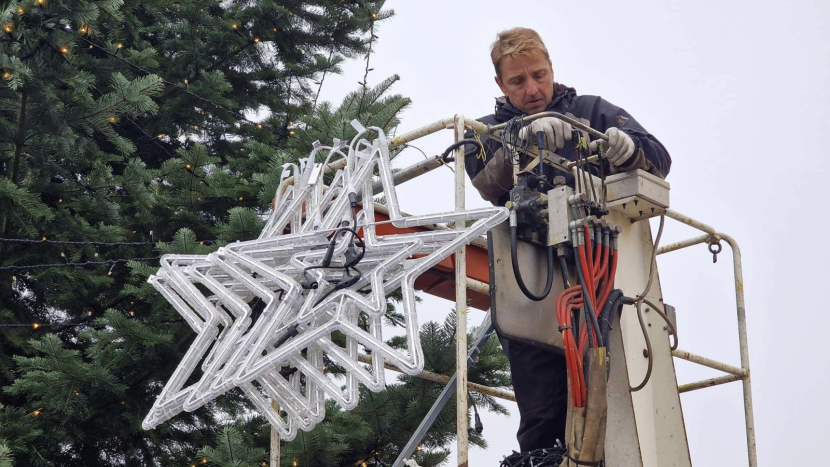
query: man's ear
[{"left": 495, "top": 76, "right": 507, "bottom": 95}]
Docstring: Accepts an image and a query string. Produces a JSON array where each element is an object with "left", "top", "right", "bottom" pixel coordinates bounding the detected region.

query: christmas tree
[{"left": 0, "top": 1, "right": 512, "bottom": 466}]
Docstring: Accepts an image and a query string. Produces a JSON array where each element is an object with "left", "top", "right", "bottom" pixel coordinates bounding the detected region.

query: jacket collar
[{"left": 494, "top": 83, "right": 577, "bottom": 121}]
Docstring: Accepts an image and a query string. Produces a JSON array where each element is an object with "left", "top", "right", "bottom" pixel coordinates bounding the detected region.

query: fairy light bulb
[
  {"left": 253, "top": 37, "right": 260, "bottom": 43},
  {"left": 80, "top": 26, "right": 87, "bottom": 34},
  {"left": 3, "top": 24, "right": 12, "bottom": 33},
  {"left": 16, "top": 7, "right": 24, "bottom": 14},
  {"left": 231, "top": 23, "right": 238, "bottom": 30},
  {"left": 2, "top": 72, "right": 10, "bottom": 80},
  {"left": 108, "top": 116, "right": 116, "bottom": 123},
  {"left": 60, "top": 46, "right": 69, "bottom": 54},
  {"left": 37, "top": 0, "right": 45, "bottom": 5},
  {"left": 117, "top": 43, "right": 123, "bottom": 49},
  {"left": 32, "top": 323, "right": 40, "bottom": 329}
]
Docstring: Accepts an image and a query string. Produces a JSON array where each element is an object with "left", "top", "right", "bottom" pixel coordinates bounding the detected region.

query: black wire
[
  {"left": 0, "top": 238, "right": 159, "bottom": 246},
  {"left": 509, "top": 226, "right": 554, "bottom": 301},
  {"left": 502, "top": 116, "right": 530, "bottom": 166},
  {"left": 440, "top": 139, "right": 483, "bottom": 161},
  {"left": 0, "top": 322, "right": 98, "bottom": 328},
  {"left": 558, "top": 255, "right": 572, "bottom": 288},
  {"left": 574, "top": 247, "right": 602, "bottom": 348},
  {"left": 0, "top": 257, "right": 159, "bottom": 271},
  {"left": 0, "top": 238, "right": 217, "bottom": 246}
]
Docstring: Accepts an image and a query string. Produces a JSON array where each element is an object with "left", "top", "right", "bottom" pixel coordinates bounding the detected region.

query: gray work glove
[
  {"left": 597, "top": 127, "right": 636, "bottom": 167},
  {"left": 519, "top": 117, "right": 574, "bottom": 151}
]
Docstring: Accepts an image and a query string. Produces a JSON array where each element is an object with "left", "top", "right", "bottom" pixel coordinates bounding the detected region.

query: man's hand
[
  {"left": 519, "top": 117, "right": 573, "bottom": 151},
  {"left": 594, "top": 127, "right": 635, "bottom": 167}
]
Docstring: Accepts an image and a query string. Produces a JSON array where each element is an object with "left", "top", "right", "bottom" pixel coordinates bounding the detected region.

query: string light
[
  {"left": 3, "top": 72, "right": 10, "bottom": 80},
  {"left": 253, "top": 37, "right": 260, "bottom": 43},
  {"left": 37, "top": 0, "right": 45, "bottom": 5},
  {"left": 80, "top": 26, "right": 88, "bottom": 34},
  {"left": 231, "top": 23, "right": 238, "bottom": 30},
  {"left": 108, "top": 116, "right": 116, "bottom": 123},
  {"left": 117, "top": 43, "right": 123, "bottom": 49},
  {"left": 60, "top": 46, "right": 69, "bottom": 54},
  {"left": 256, "top": 124, "right": 263, "bottom": 129},
  {"left": 371, "top": 12, "right": 377, "bottom": 19},
  {"left": 32, "top": 323, "right": 40, "bottom": 329},
  {"left": 3, "top": 24, "right": 12, "bottom": 33},
  {"left": 16, "top": 7, "right": 24, "bottom": 14}
]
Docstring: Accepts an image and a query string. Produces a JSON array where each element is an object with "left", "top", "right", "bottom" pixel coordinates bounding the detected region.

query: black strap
[{"left": 565, "top": 455, "right": 602, "bottom": 466}]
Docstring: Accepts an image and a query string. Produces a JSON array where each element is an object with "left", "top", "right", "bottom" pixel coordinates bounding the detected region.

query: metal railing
[{"left": 657, "top": 209, "right": 757, "bottom": 467}]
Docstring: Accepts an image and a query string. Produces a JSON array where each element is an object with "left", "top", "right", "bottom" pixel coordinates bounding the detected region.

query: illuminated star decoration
[{"left": 142, "top": 121, "right": 508, "bottom": 439}]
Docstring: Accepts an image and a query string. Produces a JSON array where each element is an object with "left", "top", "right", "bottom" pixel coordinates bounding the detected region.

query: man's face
[{"left": 495, "top": 52, "right": 554, "bottom": 115}]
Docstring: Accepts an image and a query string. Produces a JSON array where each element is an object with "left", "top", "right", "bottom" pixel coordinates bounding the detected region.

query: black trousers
[{"left": 500, "top": 336, "right": 569, "bottom": 452}]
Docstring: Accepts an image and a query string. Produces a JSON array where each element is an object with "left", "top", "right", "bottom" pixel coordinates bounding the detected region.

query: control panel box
[{"left": 605, "top": 169, "right": 670, "bottom": 221}]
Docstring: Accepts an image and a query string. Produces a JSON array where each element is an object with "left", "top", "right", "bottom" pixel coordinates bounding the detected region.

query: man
[{"left": 464, "top": 27, "right": 671, "bottom": 453}]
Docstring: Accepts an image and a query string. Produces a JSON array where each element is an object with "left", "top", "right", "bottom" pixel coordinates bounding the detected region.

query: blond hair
[{"left": 490, "top": 27, "right": 550, "bottom": 78}]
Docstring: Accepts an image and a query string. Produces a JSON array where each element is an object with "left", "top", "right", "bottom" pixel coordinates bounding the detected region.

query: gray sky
[{"left": 317, "top": 1, "right": 830, "bottom": 464}]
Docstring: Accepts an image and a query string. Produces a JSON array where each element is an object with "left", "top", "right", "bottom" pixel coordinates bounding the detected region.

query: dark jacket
[{"left": 464, "top": 83, "right": 672, "bottom": 204}]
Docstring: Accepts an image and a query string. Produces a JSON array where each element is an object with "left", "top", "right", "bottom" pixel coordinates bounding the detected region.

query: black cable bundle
[{"left": 500, "top": 445, "right": 569, "bottom": 467}]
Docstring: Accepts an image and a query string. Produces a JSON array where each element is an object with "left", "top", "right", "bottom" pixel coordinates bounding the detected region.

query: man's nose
[{"left": 525, "top": 81, "right": 539, "bottom": 96}]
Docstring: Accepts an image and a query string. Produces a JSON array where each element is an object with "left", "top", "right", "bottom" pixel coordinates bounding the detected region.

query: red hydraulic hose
[{"left": 557, "top": 285, "right": 585, "bottom": 407}]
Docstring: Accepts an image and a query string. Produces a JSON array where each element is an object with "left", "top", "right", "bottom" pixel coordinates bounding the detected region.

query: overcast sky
[{"left": 315, "top": 1, "right": 830, "bottom": 464}]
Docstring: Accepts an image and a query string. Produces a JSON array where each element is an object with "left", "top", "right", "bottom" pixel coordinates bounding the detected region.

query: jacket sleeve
[
  {"left": 463, "top": 132, "right": 514, "bottom": 205},
  {"left": 587, "top": 97, "right": 672, "bottom": 178}
]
